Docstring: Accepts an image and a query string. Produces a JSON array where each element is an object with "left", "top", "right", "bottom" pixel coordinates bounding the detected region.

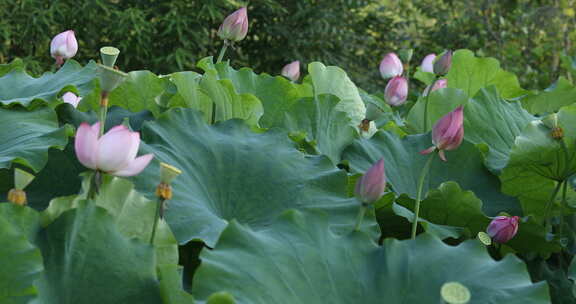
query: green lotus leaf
[
  {"left": 342, "top": 130, "right": 521, "bottom": 216},
  {"left": 36, "top": 201, "right": 163, "bottom": 304},
  {"left": 447, "top": 49, "right": 526, "bottom": 99},
  {"left": 307, "top": 62, "right": 366, "bottom": 129},
  {"left": 463, "top": 87, "right": 535, "bottom": 172},
  {"left": 0, "top": 106, "right": 69, "bottom": 172},
  {"left": 0, "top": 60, "right": 97, "bottom": 107},
  {"left": 131, "top": 108, "right": 378, "bottom": 246},
  {"left": 197, "top": 57, "right": 312, "bottom": 128},
  {"left": 393, "top": 182, "right": 560, "bottom": 255},
  {"left": 192, "top": 210, "right": 549, "bottom": 304},
  {"left": 528, "top": 259, "right": 576, "bottom": 303},
  {"left": 0, "top": 203, "right": 41, "bottom": 242},
  {"left": 107, "top": 70, "right": 168, "bottom": 116},
  {"left": 279, "top": 94, "right": 357, "bottom": 164},
  {"left": 520, "top": 77, "right": 576, "bottom": 115},
  {"left": 158, "top": 264, "right": 196, "bottom": 304},
  {"left": 0, "top": 205, "right": 43, "bottom": 304},
  {"left": 500, "top": 103, "right": 576, "bottom": 219},
  {"left": 167, "top": 71, "right": 213, "bottom": 123}
]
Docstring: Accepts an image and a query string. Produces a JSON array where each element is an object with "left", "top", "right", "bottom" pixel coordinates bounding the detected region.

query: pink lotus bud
[
  {"left": 422, "top": 79, "right": 448, "bottom": 96},
  {"left": 433, "top": 50, "right": 452, "bottom": 75},
  {"left": 379, "top": 53, "right": 403, "bottom": 79},
  {"left": 486, "top": 216, "right": 519, "bottom": 243},
  {"left": 62, "top": 92, "right": 82, "bottom": 108},
  {"left": 50, "top": 30, "right": 78, "bottom": 66},
  {"left": 75, "top": 122, "right": 154, "bottom": 177},
  {"left": 218, "top": 7, "right": 249, "bottom": 42},
  {"left": 281, "top": 61, "right": 300, "bottom": 81},
  {"left": 420, "top": 106, "right": 464, "bottom": 161},
  {"left": 384, "top": 76, "right": 408, "bottom": 106},
  {"left": 355, "top": 159, "right": 386, "bottom": 204},
  {"left": 420, "top": 53, "right": 436, "bottom": 73}
]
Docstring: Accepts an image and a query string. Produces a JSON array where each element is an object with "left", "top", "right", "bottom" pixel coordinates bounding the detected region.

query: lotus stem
[{"left": 411, "top": 153, "right": 435, "bottom": 239}]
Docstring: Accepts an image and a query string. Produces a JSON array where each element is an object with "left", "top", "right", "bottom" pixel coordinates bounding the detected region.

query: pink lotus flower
[
  {"left": 487, "top": 216, "right": 519, "bottom": 243},
  {"left": 384, "top": 76, "right": 408, "bottom": 106},
  {"left": 423, "top": 79, "right": 448, "bottom": 96},
  {"left": 355, "top": 159, "right": 386, "bottom": 204},
  {"left": 75, "top": 122, "right": 154, "bottom": 177},
  {"left": 420, "top": 106, "right": 464, "bottom": 161},
  {"left": 281, "top": 61, "right": 300, "bottom": 81},
  {"left": 420, "top": 53, "right": 436, "bottom": 73},
  {"left": 433, "top": 50, "right": 452, "bottom": 75},
  {"left": 62, "top": 92, "right": 82, "bottom": 108},
  {"left": 379, "top": 53, "right": 403, "bottom": 79},
  {"left": 218, "top": 7, "right": 249, "bottom": 42},
  {"left": 50, "top": 30, "right": 78, "bottom": 66}
]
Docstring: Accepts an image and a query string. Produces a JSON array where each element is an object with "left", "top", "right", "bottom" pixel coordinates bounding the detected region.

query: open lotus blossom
[
  {"left": 384, "top": 76, "right": 408, "bottom": 106},
  {"left": 420, "top": 106, "right": 464, "bottom": 161},
  {"left": 50, "top": 30, "right": 78, "bottom": 66},
  {"left": 62, "top": 92, "right": 82, "bottom": 108},
  {"left": 420, "top": 53, "right": 436, "bottom": 73},
  {"left": 422, "top": 79, "right": 448, "bottom": 96},
  {"left": 487, "top": 216, "right": 519, "bottom": 243},
  {"left": 355, "top": 159, "right": 386, "bottom": 204},
  {"left": 75, "top": 122, "right": 154, "bottom": 177},
  {"left": 218, "top": 7, "right": 249, "bottom": 42},
  {"left": 281, "top": 61, "right": 300, "bottom": 81},
  {"left": 379, "top": 53, "right": 403, "bottom": 79},
  {"left": 433, "top": 50, "right": 452, "bottom": 75}
]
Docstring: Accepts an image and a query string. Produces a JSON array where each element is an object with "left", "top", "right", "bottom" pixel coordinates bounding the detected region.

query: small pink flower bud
[
  {"left": 420, "top": 53, "right": 436, "bottom": 73},
  {"left": 281, "top": 61, "right": 300, "bottom": 81},
  {"left": 433, "top": 50, "right": 452, "bottom": 75},
  {"left": 62, "top": 92, "right": 82, "bottom": 108},
  {"left": 486, "top": 216, "right": 519, "bottom": 243},
  {"left": 422, "top": 79, "right": 448, "bottom": 96},
  {"left": 379, "top": 53, "right": 403, "bottom": 79},
  {"left": 420, "top": 106, "right": 464, "bottom": 161},
  {"left": 355, "top": 159, "right": 386, "bottom": 204},
  {"left": 218, "top": 7, "right": 249, "bottom": 42},
  {"left": 75, "top": 122, "right": 154, "bottom": 177},
  {"left": 50, "top": 30, "right": 78, "bottom": 66},
  {"left": 384, "top": 76, "right": 408, "bottom": 106}
]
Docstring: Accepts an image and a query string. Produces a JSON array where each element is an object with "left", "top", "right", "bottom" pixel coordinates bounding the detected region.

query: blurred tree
[{"left": 0, "top": 0, "right": 574, "bottom": 92}]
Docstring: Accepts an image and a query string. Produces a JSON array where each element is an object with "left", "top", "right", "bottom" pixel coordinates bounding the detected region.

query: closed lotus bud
[
  {"left": 355, "top": 159, "right": 386, "bottom": 204},
  {"left": 487, "top": 216, "right": 519, "bottom": 243},
  {"left": 75, "top": 122, "right": 154, "bottom": 177},
  {"left": 379, "top": 53, "right": 403, "bottom": 79},
  {"left": 422, "top": 79, "right": 448, "bottom": 96},
  {"left": 281, "top": 61, "right": 300, "bottom": 81},
  {"left": 62, "top": 92, "right": 82, "bottom": 108},
  {"left": 384, "top": 76, "right": 408, "bottom": 106},
  {"left": 420, "top": 53, "right": 436, "bottom": 73},
  {"left": 433, "top": 50, "right": 452, "bottom": 75},
  {"left": 420, "top": 106, "right": 464, "bottom": 161},
  {"left": 50, "top": 30, "right": 78, "bottom": 66},
  {"left": 218, "top": 7, "right": 249, "bottom": 42}
]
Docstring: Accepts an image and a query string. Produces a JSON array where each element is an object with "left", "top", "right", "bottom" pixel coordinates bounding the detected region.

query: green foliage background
[{"left": 1, "top": 0, "right": 576, "bottom": 91}]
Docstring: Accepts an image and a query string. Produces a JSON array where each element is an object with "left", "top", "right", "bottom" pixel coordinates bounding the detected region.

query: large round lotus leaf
[
  {"left": 0, "top": 60, "right": 97, "bottom": 107},
  {"left": 0, "top": 106, "right": 70, "bottom": 172},
  {"left": 192, "top": 210, "right": 549, "bottom": 304},
  {"left": 501, "top": 103, "right": 576, "bottom": 219},
  {"left": 342, "top": 130, "right": 521, "bottom": 216},
  {"left": 107, "top": 71, "right": 167, "bottom": 117},
  {"left": 41, "top": 176, "right": 178, "bottom": 266},
  {"left": 447, "top": 49, "right": 526, "bottom": 99},
  {"left": 197, "top": 57, "right": 312, "bottom": 128},
  {"left": 279, "top": 94, "right": 357, "bottom": 164},
  {"left": 36, "top": 201, "right": 162, "bottom": 304},
  {"left": 463, "top": 87, "right": 534, "bottom": 173},
  {"left": 521, "top": 77, "right": 576, "bottom": 115},
  {"left": 131, "top": 108, "right": 377, "bottom": 246},
  {"left": 0, "top": 207, "right": 43, "bottom": 304}
]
